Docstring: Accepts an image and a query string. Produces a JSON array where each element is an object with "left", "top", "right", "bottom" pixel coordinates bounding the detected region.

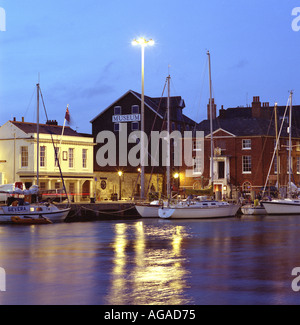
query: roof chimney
[
  {"left": 22, "top": 117, "right": 24, "bottom": 122},
  {"left": 207, "top": 98, "right": 217, "bottom": 120},
  {"left": 252, "top": 96, "right": 261, "bottom": 118}
]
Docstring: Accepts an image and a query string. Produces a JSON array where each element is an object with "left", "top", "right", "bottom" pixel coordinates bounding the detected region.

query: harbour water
[{"left": 0, "top": 214, "right": 300, "bottom": 305}]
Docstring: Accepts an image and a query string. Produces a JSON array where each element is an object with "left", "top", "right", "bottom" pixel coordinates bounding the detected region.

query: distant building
[
  {"left": 0, "top": 119, "right": 94, "bottom": 202},
  {"left": 91, "top": 90, "right": 196, "bottom": 201},
  {"left": 180, "top": 96, "right": 300, "bottom": 200}
]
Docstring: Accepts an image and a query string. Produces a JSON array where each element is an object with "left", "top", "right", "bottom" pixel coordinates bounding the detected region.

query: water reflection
[{"left": 106, "top": 221, "right": 191, "bottom": 305}]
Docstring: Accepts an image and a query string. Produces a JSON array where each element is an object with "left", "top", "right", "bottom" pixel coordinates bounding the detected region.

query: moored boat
[{"left": 158, "top": 200, "right": 240, "bottom": 219}]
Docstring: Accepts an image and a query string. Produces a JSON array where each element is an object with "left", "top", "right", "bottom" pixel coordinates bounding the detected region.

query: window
[
  {"left": 54, "top": 147, "right": 59, "bottom": 167},
  {"left": 131, "top": 122, "right": 139, "bottom": 131},
  {"left": 55, "top": 182, "right": 60, "bottom": 189},
  {"left": 242, "top": 181, "right": 252, "bottom": 196},
  {"left": 114, "top": 106, "right": 121, "bottom": 115},
  {"left": 297, "top": 157, "right": 300, "bottom": 174},
  {"left": 21, "top": 146, "right": 28, "bottom": 167},
  {"left": 193, "top": 157, "right": 202, "bottom": 175},
  {"left": 114, "top": 123, "right": 120, "bottom": 132},
  {"left": 131, "top": 105, "right": 139, "bottom": 114},
  {"left": 82, "top": 149, "right": 87, "bottom": 168},
  {"left": 171, "top": 122, "right": 175, "bottom": 131},
  {"left": 242, "top": 139, "right": 251, "bottom": 150},
  {"left": 242, "top": 156, "right": 252, "bottom": 174},
  {"left": 39, "top": 182, "right": 46, "bottom": 190},
  {"left": 40, "top": 146, "right": 46, "bottom": 167},
  {"left": 69, "top": 148, "right": 74, "bottom": 168}
]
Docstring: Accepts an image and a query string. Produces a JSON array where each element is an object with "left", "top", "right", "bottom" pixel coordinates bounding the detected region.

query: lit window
[
  {"left": 21, "top": 146, "right": 28, "bottom": 167},
  {"left": 193, "top": 157, "right": 202, "bottom": 175},
  {"left": 82, "top": 149, "right": 87, "bottom": 168},
  {"left": 40, "top": 146, "right": 46, "bottom": 167},
  {"left": 69, "top": 148, "right": 74, "bottom": 168},
  {"left": 242, "top": 156, "right": 252, "bottom": 174}
]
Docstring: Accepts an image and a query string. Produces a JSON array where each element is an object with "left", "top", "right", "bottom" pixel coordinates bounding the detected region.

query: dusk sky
[{"left": 0, "top": 1, "right": 300, "bottom": 133}]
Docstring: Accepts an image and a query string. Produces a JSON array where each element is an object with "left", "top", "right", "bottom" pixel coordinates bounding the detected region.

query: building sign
[{"left": 112, "top": 114, "right": 141, "bottom": 123}]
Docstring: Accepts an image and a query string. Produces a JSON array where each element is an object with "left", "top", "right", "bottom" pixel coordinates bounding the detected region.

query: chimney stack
[
  {"left": 207, "top": 98, "right": 217, "bottom": 120},
  {"left": 252, "top": 96, "right": 261, "bottom": 118}
]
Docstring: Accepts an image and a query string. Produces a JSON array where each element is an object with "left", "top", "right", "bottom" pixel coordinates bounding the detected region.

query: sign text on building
[{"left": 112, "top": 114, "right": 141, "bottom": 123}]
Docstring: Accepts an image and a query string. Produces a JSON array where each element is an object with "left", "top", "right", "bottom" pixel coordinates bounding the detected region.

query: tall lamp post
[
  {"left": 118, "top": 171, "right": 123, "bottom": 200},
  {"left": 132, "top": 37, "right": 155, "bottom": 200}
]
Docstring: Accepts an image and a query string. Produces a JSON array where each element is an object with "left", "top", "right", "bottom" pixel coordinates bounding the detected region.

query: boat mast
[
  {"left": 207, "top": 51, "right": 214, "bottom": 191},
  {"left": 288, "top": 90, "right": 293, "bottom": 198},
  {"left": 167, "top": 75, "right": 171, "bottom": 201},
  {"left": 36, "top": 83, "right": 40, "bottom": 189},
  {"left": 274, "top": 102, "right": 280, "bottom": 192}
]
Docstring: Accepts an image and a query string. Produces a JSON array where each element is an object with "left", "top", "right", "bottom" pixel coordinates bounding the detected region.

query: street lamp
[
  {"left": 132, "top": 37, "right": 155, "bottom": 200},
  {"left": 118, "top": 171, "right": 123, "bottom": 200}
]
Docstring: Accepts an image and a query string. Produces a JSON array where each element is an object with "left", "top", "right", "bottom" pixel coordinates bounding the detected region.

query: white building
[{"left": 0, "top": 119, "right": 95, "bottom": 202}]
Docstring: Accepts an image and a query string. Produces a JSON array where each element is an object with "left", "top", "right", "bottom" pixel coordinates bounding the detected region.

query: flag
[{"left": 65, "top": 105, "right": 70, "bottom": 124}]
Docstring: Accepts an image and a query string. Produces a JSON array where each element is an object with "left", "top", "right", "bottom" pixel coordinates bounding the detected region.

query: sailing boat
[
  {"left": 135, "top": 75, "right": 172, "bottom": 218},
  {"left": 158, "top": 51, "right": 240, "bottom": 219},
  {"left": 262, "top": 91, "right": 300, "bottom": 215},
  {"left": 0, "top": 83, "right": 70, "bottom": 224}
]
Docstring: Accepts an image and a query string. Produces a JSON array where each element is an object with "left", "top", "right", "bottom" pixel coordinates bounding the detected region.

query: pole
[
  {"left": 274, "top": 103, "right": 280, "bottom": 192},
  {"left": 288, "top": 91, "right": 293, "bottom": 198},
  {"left": 207, "top": 51, "right": 214, "bottom": 192},
  {"left": 140, "top": 45, "right": 145, "bottom": 200},
  {"left": 167, "top": 75, "right": 171, "bottom": 200},
  {"left": 36, "top": 83, "right": 40, "bottom": 188}
]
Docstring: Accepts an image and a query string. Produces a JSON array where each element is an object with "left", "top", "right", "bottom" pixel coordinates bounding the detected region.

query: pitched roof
[
  {"left": 198, "top": 117, "right": 300, "bottom": 138},
  {"left": 10, "top": 121, "right": 81, "bottom": 137},
  {"left": 90, "top": 89, "right": 197, "bottom": 126}
]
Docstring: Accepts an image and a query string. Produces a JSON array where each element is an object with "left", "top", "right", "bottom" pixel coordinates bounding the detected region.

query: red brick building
[{"left": 180, "top": 96, "right": 300, "bottom": 200}]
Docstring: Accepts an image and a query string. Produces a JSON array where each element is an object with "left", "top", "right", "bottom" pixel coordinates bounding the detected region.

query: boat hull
[
  {"left": 262, "top": 200, "right": 300, "bottom": 215},
  {"left": 135, "top": 204, "right": 161, "bottom": 218},
  {"left": 241, "top": 205, "right": 266, "bottom": 215},
  {"left": 158, "top": 204, "right": 240, "bottom": 219},
  {"left": 0, "top": 204, "right": 70, "bottom": 223}
]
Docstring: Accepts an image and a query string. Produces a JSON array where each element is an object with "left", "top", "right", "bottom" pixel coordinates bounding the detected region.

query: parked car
[{"left": 39, "top": 189, "right": 68, "bottom": 203}]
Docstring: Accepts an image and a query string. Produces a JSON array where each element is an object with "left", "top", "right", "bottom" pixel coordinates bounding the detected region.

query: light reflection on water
[{"left": 0, "top": 215, "right": 300, "bottom": 305}]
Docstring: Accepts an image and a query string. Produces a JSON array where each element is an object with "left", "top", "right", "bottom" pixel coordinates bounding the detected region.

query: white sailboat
[
  {"left": 158, "top": 51, "right": 240, "bottom": 219},
  {"left": 135, "top": 75, "right": 172, "bottom": 218},
  {"left": 262, "top": 91, "right": 300, "bottom": 215},
  {"left": 0, "top": 83, "right": 70, "bottom": 224}
]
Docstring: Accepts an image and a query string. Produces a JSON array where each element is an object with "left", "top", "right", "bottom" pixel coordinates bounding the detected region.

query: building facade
[
  {"left": 91, "top": 89, "right": 196, "bottom": 201},
  {"left": 0, "top": 119, "right": 95, "bottom": 202},
  {"left": 180, "top": 96, "right": 300, "bottom": 200}
]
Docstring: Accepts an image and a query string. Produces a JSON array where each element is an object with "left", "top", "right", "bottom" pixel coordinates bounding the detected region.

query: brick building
[
  {"left": 180, "top": 96, "right": 300, "bottom": 200},
  {"left": 91, "top": 89, "right": 196, "bottom": 201}
]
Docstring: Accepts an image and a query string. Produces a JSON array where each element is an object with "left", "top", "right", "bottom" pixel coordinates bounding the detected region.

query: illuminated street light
[
  {"left": 118, "top": 171, "right": 123, "bottom": 200},
  {"left": 132, "top": 37, "right": 155, "bottom": 200}
]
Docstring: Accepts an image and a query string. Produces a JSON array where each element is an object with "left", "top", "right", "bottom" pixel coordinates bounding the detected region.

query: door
[{"left": 218, "top": 161, "right": 225, "bottom": 179}]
